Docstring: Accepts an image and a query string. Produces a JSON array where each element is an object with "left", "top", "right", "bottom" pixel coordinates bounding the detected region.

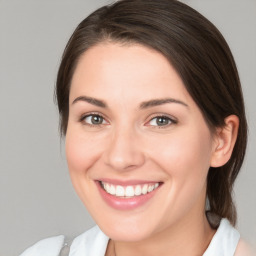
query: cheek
[
  {"left": 147, "top": 126, "right": 213, "bottom": 200},
  {"left": 150, "top": 129, "right": 213, "bottom": 174},
  {"left": 65, "top": 129, "right": 103, "bottom": 176},
  {"left": 156, "top": 128, "right": 213, "bottom": 218},
  {"left": 65, "top": 127, "right": 107, "bottom": 210}
]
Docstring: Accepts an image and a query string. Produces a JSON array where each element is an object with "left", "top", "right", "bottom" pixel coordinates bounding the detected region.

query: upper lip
[{"left": 96, "top": 178, "right": 162, "bottom": 186}]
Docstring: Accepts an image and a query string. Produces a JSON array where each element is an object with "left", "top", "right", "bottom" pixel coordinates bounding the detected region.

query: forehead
[{"left": 70, "top": 42, "right": 191, "bottom": 106}]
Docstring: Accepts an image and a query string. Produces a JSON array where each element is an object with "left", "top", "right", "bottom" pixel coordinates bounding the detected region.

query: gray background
[{"left": 0, "top": 0, "right": 255, "bottom": 255}]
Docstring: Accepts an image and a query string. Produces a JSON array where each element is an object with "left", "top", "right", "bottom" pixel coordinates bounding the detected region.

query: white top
[{"left": 20, "top": 218, "right": 241, "bottom": 256}]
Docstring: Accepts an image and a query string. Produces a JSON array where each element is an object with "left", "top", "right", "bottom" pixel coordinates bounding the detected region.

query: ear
[{"left": 210, "top": 115, "right": 239, "bottom": 167}]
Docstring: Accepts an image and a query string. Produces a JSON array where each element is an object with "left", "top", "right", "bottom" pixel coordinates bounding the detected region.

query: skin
[{"left": 66, "top": 42, "right": 239, "bottom": 255}]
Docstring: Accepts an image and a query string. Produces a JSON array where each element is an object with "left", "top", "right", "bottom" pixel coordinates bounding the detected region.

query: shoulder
[
  {"left": 204, "top": 218, "right": 256, "bottom": 256},
  {"left": 69, "top": 225, "right": 109, "bottom": 255},
  {"left": 204, "top": 218, "right": 240, "bottom": 255},
  {"left": 19, "top": 235, "right": 65, "bottom": 256},
  {"left": 235, "top": 239, "right": 256, "bottom": 256},
  {"left": 19, "top": 226, "right": 109, "bottom": 256}
]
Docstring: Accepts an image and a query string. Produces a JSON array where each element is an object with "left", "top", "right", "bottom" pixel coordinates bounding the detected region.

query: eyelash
[
  {"left": 79, "top": 113, "right": 177, "bottom": 128},
  {"left": 79, "top": 112, "right": 108, "bottom": 127},
  {"left": 146, "top": 114, "right": 177, "bottom": 129}
]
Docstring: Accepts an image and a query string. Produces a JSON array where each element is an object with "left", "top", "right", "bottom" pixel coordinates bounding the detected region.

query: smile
[{"left": 100, "top": 181, "right": 160, "bottom": 198}]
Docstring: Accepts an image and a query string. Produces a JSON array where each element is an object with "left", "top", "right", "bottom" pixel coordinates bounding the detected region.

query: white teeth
[
  {"left": 134, "top": 185, "right": 142, "bottom": 196},
  {"left": 116, "top": 185, "right": 125, "bottom": 197},
  {"left": 125, "top": 186, "right": 135, "bottom": 197},
  {"left": 101, "top": 181, "right": 160, "bottom": 198},
  {"left": 109, "top": 185, "right": 116, "bottom": 195},
  {"left": 148, "top": 185, "right": 154, "bottom": 193},
  {"left": 142, "top": 184, "right": 148, "bottom": 195}
]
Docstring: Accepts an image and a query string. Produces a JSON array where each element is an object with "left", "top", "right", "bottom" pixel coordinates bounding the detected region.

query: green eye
[
  {"left": 83, "top": 114, "right": 107, "bottom": 125},
  {"left": 149, "top": 116, "right": 176, "bottom": 127}
]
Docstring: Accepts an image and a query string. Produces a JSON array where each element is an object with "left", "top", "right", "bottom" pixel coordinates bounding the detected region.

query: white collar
[{"left": 69, "top": 218, "right": 240, "bottom": 256}]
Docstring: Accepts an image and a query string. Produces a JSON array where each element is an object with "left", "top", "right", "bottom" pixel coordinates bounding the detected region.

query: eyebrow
[
  {"left": 139, "top": 98, "right": 188, "bottom": 109},
  {"left": 72, "top": 95, "right": 188, "bottom": 109},
  {"left": 72, "top": 96, "right": 107, "bottom": 108}
]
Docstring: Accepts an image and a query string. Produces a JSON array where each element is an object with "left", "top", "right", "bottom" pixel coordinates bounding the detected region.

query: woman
[{"left": 20, "top": 0, "right": 254, "bottom": 255}]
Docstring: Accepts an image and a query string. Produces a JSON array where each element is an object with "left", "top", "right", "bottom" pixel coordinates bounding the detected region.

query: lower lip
[{"left": 96, "top": 181, "right": 161, "bottom": 210}]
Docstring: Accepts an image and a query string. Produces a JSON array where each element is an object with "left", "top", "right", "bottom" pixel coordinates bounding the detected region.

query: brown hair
[{"left": 55, "top": 0, "right": 247, "bottom": 225}]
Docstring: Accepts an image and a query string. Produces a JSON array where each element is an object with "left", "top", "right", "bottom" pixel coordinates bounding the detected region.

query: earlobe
[{"left": 210, "top": 115, "right": 239, "bottom": 167}]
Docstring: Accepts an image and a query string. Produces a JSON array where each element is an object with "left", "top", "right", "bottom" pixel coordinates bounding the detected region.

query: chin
[
  {"left": 101, "top": 224, "right": 154, "bottom": 242},
  {"left": 94, "top": 211, "right": 164, "bottom": 242}
]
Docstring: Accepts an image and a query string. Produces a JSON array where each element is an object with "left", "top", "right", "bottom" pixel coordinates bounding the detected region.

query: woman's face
[{"left": 66, "top": 42, "right": 218, "bottom": 241}]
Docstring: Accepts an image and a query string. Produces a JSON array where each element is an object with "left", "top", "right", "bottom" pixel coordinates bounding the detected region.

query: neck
[{"left": 107, "top": 212, "right": 215, "bottom": 256}]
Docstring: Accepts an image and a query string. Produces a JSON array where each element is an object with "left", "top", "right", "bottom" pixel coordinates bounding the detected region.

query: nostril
[
  {"left": 103, "top": 142, "right": 145, "bottom": 171},
  {"left": 102, "top": 128, "right": 146, "bottom": 171}
]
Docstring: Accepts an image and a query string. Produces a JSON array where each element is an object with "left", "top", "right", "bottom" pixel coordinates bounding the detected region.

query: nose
[{"left": 103, "top": 127, "right": 145, "bottom": 171}]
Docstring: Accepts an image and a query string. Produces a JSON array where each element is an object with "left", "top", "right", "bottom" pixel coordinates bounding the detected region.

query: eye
[
  {"left": 81, "top": 114, "right": 108, "bottom": 126},
  {"left": 148, "top": 115, "right": 176, "bottom": 127}
]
